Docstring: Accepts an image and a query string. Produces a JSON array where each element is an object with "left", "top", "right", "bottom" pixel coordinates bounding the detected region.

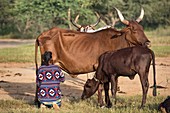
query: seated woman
[{"left": 36, "top": 51, "right": 65, "bottom": 110}]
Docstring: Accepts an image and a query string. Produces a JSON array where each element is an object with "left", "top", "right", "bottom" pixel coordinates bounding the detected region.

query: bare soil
[{"left": 0, "top": 39, "right": 169, "bottom": 103}]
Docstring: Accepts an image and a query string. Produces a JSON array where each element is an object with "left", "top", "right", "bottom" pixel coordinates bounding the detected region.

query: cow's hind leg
[
  {"left": 139, "top": 72, "right": 149, "bottom": 108},
  {"left": 104, "top": 82, "right": 112, "bottom": 108}
]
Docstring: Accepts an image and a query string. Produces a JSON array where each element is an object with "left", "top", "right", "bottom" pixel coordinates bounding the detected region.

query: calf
[
  {"left": 158, "top": 96, "right": 170, "bottom": 113},
  {"left": 81, "top": 46, "right": 157, "bottom": 108}
]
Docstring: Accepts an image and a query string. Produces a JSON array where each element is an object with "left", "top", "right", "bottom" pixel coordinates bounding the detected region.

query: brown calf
[
  {"left": 81, "top": 46, "right": 157, "bottom": 108},
  {"left": 158, "top": 96, "right": 170, "bottom": 113}
]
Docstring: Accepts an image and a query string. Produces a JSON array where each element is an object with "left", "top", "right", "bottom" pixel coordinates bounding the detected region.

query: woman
[{"left": 36, "top": 51, "right": 65, "bottom": 110}]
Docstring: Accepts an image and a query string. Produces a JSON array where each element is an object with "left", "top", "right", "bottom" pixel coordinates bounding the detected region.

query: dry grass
[{"left": 0, "top": 95, "right": 166, "bottom": 113}]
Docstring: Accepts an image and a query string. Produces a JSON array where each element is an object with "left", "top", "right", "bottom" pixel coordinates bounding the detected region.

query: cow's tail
[
  {"left": 151, "top": 49, "right": 157, "bottom": 96},
  {"left": 34, "top": 38, "right": 40, "bottom": 104},
  {"left": 35, "top": 39, "right": 39, "bottom": 75}
]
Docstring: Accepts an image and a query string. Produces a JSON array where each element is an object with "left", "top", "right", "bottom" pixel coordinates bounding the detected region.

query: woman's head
[{"left": 42, "top": 51, "right": 53, "bottom": 65}]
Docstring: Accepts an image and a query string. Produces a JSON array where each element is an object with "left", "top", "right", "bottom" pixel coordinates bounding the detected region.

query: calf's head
[{"left": 81, "top": 78, "right": 100, "bottom": 99}]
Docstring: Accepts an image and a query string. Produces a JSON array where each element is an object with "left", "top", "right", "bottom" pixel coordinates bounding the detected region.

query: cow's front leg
[
  {"left": 104, "top": 82, "right": 112, "bottom": 108},
  {"left": 98, "top": 84, "right": 104, "bottom": 107},
  {"left": 110, "top": 75, "right": 118, "bottom": 105}
]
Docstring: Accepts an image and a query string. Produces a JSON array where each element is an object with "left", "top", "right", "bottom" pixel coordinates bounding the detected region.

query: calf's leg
[
  {"left": 104, "top": 82, "right": 112, "bottom": 108},
  {"left": 139, "top": 72, "right": 149, "bottom": 108},
  {"left": 98, "top": 84, "right": 104, "bottom": 107},
  {"left": 110, "top": 75, "right": 118, "bottom": 105}
]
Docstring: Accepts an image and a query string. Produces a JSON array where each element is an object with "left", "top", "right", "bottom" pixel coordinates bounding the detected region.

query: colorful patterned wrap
[{"left": 36, "top": 65, "right": 65, "bottom": 107}]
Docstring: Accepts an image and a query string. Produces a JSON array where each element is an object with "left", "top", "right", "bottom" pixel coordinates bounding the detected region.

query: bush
[{"left": 0, "top": 33, "right": 34, "bottom": 39}]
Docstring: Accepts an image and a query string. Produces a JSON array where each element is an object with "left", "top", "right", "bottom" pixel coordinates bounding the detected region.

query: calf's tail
[{"left": 151, "top": 50, "right": 157, "bottom": 96}]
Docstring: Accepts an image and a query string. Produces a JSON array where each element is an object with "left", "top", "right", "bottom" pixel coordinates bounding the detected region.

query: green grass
[
  {"left": 146, "top": 26, "right": 170, "bottom": 37},
  {"left": 0, "top": 44, "right": 40, "bottom": 63},
  {"left": 151, "top": 46, "right": 170, "bottom": 57},
  {"left": 149, "top": 36, "right": 170, "bottom": 46},
  {"left": 144, "top": 26, "right": 170, "bottom": 57},
  {"left": 0, "top": 95, "right": 166, "bottom": 113},
  {"left": 146, "top": 26, "right": 170, "bottom": 46}
]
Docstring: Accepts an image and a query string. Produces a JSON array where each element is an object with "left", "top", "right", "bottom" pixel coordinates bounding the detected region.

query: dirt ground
[{"left": 0, "top": 39, "right": 169, "bottom": 103}]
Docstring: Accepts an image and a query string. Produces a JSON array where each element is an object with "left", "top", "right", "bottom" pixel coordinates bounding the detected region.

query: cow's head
[
  {"left": 81, "top": 78, "right": 100, "bottom": 99},
  {"left": 115, "top": 7, "right": 150, "bottom": 47},
  {"left": 70, "top": 15, "right": 100, "bottom": 32}
]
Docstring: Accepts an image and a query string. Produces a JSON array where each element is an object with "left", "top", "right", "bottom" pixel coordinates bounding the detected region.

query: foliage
[
  {"left": 0, "top": 0, "right": 170, "bottom": 38},
  {"left": 0, "top": 0, "right": 16, "bottom": 35}
]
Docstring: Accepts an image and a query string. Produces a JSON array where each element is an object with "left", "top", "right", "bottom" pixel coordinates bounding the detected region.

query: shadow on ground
[{"left": 0, "top": 79, "right": 84, "bottom": 103}]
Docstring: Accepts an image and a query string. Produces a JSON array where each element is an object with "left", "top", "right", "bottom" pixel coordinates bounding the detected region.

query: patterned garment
[{"left": 36, "top": 65, "right": 65, "bottom": 107}]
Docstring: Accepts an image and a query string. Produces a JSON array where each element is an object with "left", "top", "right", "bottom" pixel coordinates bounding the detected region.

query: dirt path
[
  {"left": 0, "top": 39, "right": 35, "bottom": 48},
  {"left": 0, "top": 39, "right": 169, "bottom": 102},
  {"left": 0, "top": 57, "right": 170, "bottom": 102}
]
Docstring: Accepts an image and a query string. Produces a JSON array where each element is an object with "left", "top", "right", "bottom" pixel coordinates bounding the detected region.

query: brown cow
[
  {"left": 35, "top": 8, "right": 149, "bottom": 74},
  {"left": 81, "top": 46, "right": 157, "bottom": 108},
  {"left": 35, "top": 7, "right": 150, "bottom": 103}
]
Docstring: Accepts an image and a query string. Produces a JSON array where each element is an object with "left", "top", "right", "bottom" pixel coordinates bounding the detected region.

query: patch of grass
[
  {"left": 151, "top": 46, "right": 170, "bottom": 57},
  {"left": 146, "top": 26, "right": 170, "bottom": 46},
  {"left": 0, "top": 45, "right": 36, "bottom": 63},
  {"left": 0, "top": 100, "right": 39, "bottom": 113},
  {"left": 0, "top": 95, "right": 166, "bottom": 113},
  {"left": 146, "top": 26, "right": 170, "bottom": 37},
  {"left": 149, "top": 36, "right": 170, "bottom": 46}
]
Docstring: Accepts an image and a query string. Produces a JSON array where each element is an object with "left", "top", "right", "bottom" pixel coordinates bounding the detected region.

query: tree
[
  {"left": 12, "top": 0, "right": 96, "bottom": 36},
  {"left": 0, "top": 0, "right": 15, "bottom": 35},
  {"left": 0, "top": 0, "right": 170, "bottom": 38}
]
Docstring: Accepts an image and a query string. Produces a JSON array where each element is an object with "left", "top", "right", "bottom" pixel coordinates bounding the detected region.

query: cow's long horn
[
  {"left": 70, "top": 18, "right": 81, "bottom": 28},
  {"left": 114, "top": 7, "right": 129, "bottom": 25},
  {"left": 91, "top": 17, "right": 101, "bottom": 27},
  {"left": 136, "top": 8, "right": 144, "bottom": 23}
]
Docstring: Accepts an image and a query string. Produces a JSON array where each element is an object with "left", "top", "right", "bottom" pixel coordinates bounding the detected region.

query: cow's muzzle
[
  {"left": 81, "top": 93, "right": 88, "bottom": 100},
  {"left": 81, "top": 95, "right": 85, "bottom": 100},
  {"left": 145, "top": 41, "right": 151, "bottom": 47}
]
